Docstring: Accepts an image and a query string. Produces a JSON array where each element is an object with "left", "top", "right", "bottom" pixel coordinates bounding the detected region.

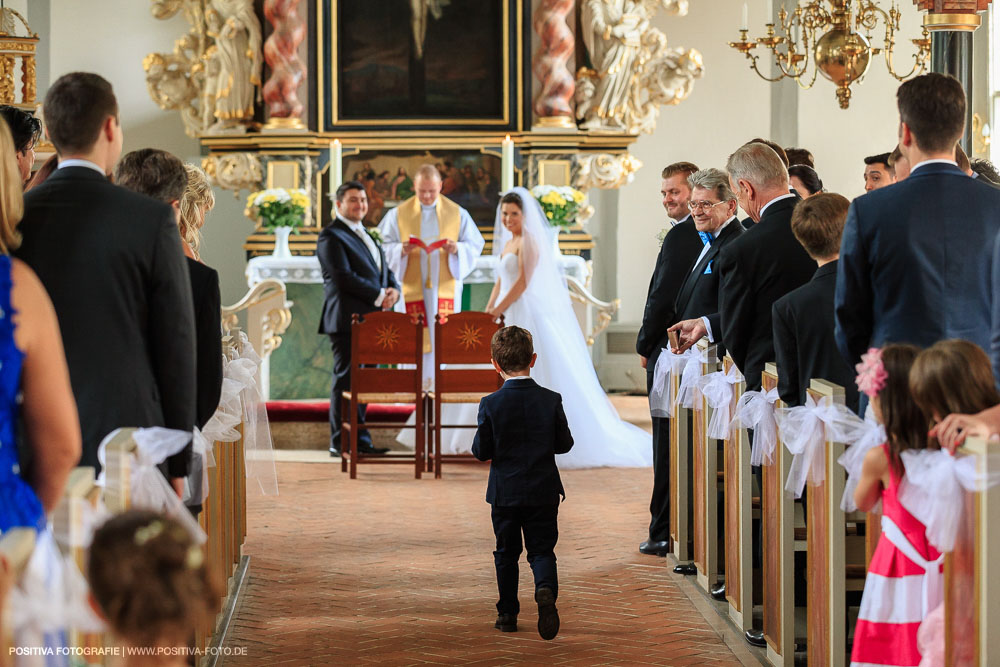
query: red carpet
[{"left": 265, "top": 400, "right": 414, "bottom": 423}]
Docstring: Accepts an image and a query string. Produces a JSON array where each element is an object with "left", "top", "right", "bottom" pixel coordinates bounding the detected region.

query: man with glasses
[{"left": 636, "top": 161, "right": 703, "bottom": 559}]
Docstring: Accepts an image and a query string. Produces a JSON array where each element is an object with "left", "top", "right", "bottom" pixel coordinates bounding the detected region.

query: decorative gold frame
[{"left": 317, "top": 0, "right": 522, "bottom": 129}]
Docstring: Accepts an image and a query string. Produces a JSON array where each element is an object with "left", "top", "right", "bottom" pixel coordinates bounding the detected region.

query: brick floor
[{"left": 222, "top": 459, "right": 745, "bottom": 666}]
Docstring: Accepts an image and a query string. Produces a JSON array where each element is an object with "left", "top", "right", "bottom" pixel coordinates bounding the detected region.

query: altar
[{"left": 246, "top": 253, "right": 608, "bottom": 399}]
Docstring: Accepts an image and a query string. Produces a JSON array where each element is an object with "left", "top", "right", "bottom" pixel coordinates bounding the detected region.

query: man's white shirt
[{"left": 338, "top": 214, "right": 385, "bottom": 307}]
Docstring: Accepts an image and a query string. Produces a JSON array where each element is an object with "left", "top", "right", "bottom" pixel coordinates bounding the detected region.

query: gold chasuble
[{"left": 396, "top": 195, "right": 462, "bottom": 352}]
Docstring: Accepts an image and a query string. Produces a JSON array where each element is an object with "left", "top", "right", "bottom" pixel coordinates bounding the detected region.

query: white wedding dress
[{"left": 431, "top": 187, "right": 651, "bottom": 468}]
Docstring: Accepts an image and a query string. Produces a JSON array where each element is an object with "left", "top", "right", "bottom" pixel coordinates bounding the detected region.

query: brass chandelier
[{"left": 728, "top": 1, "right": 931, "bottom": 108}]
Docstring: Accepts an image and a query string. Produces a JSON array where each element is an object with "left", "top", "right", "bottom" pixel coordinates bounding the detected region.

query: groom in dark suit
[
  {"left": 15, "top": 72, "right": 196, "bottom": 490},
  {"left": 836, "top": 73, "right": 1000, "bottom": 372},
  {"left": 636, "top": 162, "right": 703, "bottom": 557},
  {"left": 317, "top": 181, "right": 400, "bottom": 457}
]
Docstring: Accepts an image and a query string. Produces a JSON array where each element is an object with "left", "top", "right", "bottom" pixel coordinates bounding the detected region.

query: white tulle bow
[
  {"left": 774, "top": 396, "right": 865, "bottom": 498},
  {"left": 227, "top": 332, "right": 278, "bottom": 496},
  {"left": 729, "top": 387, "right": 780, "bottom": 466},
  {"left": 675, "top": 348, "right": 710, "bottom": 411},
  {"left": 837, "top": 405, "right": 886, "bottom": 512},
  {"left": 898, "top": 448, "right": 1000, "bottom": 553},
  {"left": 699, "top": 364, "right": 744, "bottom": 440},
  {"left": 649, "top": 344, "right": 697, "bottom": 418}
]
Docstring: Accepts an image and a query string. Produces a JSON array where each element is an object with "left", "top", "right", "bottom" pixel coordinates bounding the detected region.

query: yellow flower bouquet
[
  {"left": 244, "top": 188, "right": 310, "bottom": 231},
  {"left": 531, "top": 185, "right": 586, "bottom": 230}
]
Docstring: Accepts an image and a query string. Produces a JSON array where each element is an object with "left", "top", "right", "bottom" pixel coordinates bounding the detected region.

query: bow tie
[{"left": 698, "top": 231, "right": 715, "bottom": 246}]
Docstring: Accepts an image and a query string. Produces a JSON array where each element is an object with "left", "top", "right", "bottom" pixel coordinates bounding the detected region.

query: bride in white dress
[{"left": 482, "top": 187, "right": 652, "bottom": 469}]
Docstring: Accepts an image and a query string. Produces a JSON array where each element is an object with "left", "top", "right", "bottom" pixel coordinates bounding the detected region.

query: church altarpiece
[{"left": 146, "top": 0, "right": 704, "bottom": 398}]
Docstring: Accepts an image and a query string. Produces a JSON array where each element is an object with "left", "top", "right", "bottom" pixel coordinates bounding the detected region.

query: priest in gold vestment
[{"left": 378, "top": 164, "right": 485, "bottom": 388}]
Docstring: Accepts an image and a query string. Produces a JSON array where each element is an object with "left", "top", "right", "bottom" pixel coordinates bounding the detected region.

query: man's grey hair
[
  {"left": 726, "top": 142, "right": 789, "bottom": 191},
  {"left": 687, "top": 168, "right": 737, "bottom": 202}
]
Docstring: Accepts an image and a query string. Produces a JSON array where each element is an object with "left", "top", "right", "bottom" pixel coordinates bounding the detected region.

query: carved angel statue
[
  {"left": 204, "top": 0, "right": 263, "bottom": 131},
  {"left": 577, "top": 0, "right": 700, "bottom": 134}
]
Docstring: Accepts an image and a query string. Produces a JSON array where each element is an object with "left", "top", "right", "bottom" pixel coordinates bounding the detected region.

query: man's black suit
[
  {"left": 636, "top": 215, "right": 702, "bottom": 545},
  {"left": 836, "top": 162, "right": 1000, "bottom": 370},
  {"left": 472, "top": 377, "right": 574, "bottom": 615},
  {"left": 675, "top": 217, "right": 744, "bottom": 331},
  {"left": 772, "top": 261, "right": 860, "bottom": 412},
  {"left": 15, "top": 166, "right": 197, "bottom": 476},
  {"left": 717, "top": 195, "right": 814, "bottom": 391},
  {"left": 316, "top": 217, "right": 399, "bottom": 452}
]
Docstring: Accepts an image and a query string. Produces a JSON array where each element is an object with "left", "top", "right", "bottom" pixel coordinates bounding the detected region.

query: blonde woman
[
  {"left": 0, "top": 116, "right": 81, "bottom": 533},
  {"left": 179, "top": 163, "right": 216, "bottom": 260}
]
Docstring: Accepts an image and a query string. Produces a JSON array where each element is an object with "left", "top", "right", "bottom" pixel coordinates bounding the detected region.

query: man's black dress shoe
[
  {"left": 673, "top": 563, "right": 697, "bottom": 575},
  {"left": 535, "top": 587, "right": 560, "bottom": 640},
  {"left": 357, "top": 443, "right": 390, "bottom": 455},
  {"left": 745, "top": 628, "right": 766, "bottom": 647},
  {"left": 494, "top": 613, "right": 517, "bottom": 632},
  {"left": 639, "top": 540, "right": 670, "bottom": 556},
  {"left": 710, "top": 582, "right": 726, "bottom": 601}
]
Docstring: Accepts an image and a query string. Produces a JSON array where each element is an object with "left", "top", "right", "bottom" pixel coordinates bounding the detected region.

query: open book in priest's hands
[{"left": 407, "top": 237, "right": 449, "bottom": 253}]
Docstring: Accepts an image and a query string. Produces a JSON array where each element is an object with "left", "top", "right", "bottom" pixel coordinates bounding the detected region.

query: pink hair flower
[{"left": 855, "top": 347, "right": 888, "bottom": 399}]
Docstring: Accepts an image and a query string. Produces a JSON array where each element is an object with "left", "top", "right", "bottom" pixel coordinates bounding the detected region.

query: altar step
[{"left": 266, "top": 400, "right": 414, "bottom": 451}]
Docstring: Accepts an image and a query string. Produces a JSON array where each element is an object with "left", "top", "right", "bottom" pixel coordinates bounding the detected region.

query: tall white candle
[
  {"left": 330, "top": 139, "right": 343, "bottom": 188},
  {"left": 742, "top": 2, "right": 748, "bottom": 30},
  {"left": 501, "top": 135, "right": 514, "bottom": 192}
]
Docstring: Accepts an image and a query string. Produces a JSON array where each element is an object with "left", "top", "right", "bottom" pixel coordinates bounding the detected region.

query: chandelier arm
[
  {"left": 883, "top": 48, "right": 928, "bottom": 82},
  {"left": 748, "top": 55, "right": 792, "bottom": 83}
]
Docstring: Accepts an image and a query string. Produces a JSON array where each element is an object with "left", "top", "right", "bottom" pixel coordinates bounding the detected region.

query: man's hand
[
  {"left": 639, "top": 355, "right": 648, "bottom": 369},
  {"left": 667, "top": 318, "right": 708, "bottom": 353},
  {"left": 403, "top": 242, "right": 421, "bottom": 257},
  {"left": 383, "top": 287, "right": 400, "bottom": 310},
  {"left": 441, "top": 239, "right": 458, "bottom": 255},
  {"left": 170, "top": 477, "right": 185, "bottom": 499},
  {"left": 930, "top": 404, "right": 1000, "bottom": 453}
]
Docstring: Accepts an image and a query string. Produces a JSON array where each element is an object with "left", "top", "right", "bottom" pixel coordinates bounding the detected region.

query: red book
[{"left": 407, "top": 237, "right": 448, "bottom": 253}]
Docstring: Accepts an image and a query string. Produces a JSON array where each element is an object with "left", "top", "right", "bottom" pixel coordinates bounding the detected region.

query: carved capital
[
  {"left": 202, "top": 153, "right": 263, "bottom": 196},
  {"left": 575, "top": 153, "right": 643, "bottom": 190}
]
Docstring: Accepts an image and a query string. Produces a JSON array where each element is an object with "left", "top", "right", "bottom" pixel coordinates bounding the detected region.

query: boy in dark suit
[
  {"left": 472, "top": 326, "right": 574, "bottom": 640},
  {"left": 772, "top": 193, "right": 860, "bottom": 413}
]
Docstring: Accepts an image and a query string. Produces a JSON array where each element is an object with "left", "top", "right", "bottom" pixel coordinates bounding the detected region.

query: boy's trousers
[{"left": 491, "top": 503, "right": 559, "bottom": 615}]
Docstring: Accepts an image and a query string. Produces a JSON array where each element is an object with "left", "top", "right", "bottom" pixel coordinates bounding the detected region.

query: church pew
[
  {"left": 670, "top": 358, "right": 692, "bottom": 563},
  {"left": 722, "top": 354, "right": 754, "bottom": 633},
  {"left": 803, "top": 380, "right": 868, "bottom": 667},
  {"left": 944, "top": 437, "right": 1000, "bottom": 666},
  {"left": 693, "top": 341, "right": 720, "bottom": 593},
  {"left": 761, "top": 363, "right": 797, "bottom": 666}
]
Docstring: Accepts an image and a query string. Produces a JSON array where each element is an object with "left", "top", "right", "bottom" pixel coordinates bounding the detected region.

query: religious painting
[
  {"left": 343, "top": 151, "right": 502, "bottom": 226},
  {"left": 321, "top": 0, "right": 522, "bottom": 130}
]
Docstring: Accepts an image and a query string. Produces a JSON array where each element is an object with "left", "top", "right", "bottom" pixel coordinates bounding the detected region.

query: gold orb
[{"left": 814, "top": 28, "right": 872, "bottom": 87}]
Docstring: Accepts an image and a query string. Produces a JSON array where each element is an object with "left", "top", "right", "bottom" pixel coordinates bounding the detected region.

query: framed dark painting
[{"left": 319, "top": 0, "right": 524, "bottom": 131}]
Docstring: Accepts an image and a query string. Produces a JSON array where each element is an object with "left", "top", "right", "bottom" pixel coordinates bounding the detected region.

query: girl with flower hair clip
[
  {"left": 86, "top": 510, "right": 221, "bottom": 665},
  {"left": 850, "top": 344, "right": 941, "bottom": 667}
]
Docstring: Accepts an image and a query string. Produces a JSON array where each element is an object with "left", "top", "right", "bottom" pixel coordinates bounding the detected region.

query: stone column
[
  {"left": 919, "top": 2, "right": 991, "bottom": 152},
  {"left": 532, "top": 0, "right": 575, "bottom": 129},
  {"left": 262, "top": 0, "right": 307, "bottom": 131}
]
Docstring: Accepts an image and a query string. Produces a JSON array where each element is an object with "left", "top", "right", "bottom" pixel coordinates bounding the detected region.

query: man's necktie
[{"left": 698, "top": 231, "right": 715, "bottom": 246}]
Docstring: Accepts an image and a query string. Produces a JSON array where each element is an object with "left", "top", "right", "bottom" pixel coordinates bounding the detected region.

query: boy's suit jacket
[{"left": 472, "top": 378, "right": 574, "bottom": 506}]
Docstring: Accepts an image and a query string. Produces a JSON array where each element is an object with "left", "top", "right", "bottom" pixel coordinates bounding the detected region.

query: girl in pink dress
[{"left": 851, "top": 344, "right": 939, "bottom": 667}]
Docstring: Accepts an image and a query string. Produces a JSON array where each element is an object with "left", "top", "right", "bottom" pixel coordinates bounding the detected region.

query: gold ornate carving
[
  {"left": 0, "top": 8, "right": 38, "bottom": 107},
  {"left": 145, "top": 0, "right": 263, "bottom": 137},
  {"left": 565, "top": 275, "right": 620, "bottom": 346},
  {"left": 575, "top": 152, "right": 643, "bottom": 190},
  {"left": 576, "top": 0, "right": 703, "bottom": 134},
  {"left": 221, "top": 279, "right": 292, "bottom": 359},
  {"left": 202, "top": 153, "right": 263, "bottom": 196}
]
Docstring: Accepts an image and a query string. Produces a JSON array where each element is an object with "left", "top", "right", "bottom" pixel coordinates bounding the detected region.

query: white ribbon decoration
[
  {"left": 837, "top": 404, "right": 886, "bottom": 513},
  {"left": 729, "top": 387, "right": 780, "bottom": 466},
  {"left": 228, "top": 332, "right": 278, "bottom": 496},
  {"left": 879, "top": 514, "right": 944, "bottom": 619},
  {"left": 699, "top": 364, "right": 745, "bottom": 440},
  {"left": 898, "top": 448, "right": 1000, "bottom": 553},
  {"left": 774, "top": 396, "right": 867, "bottom": 498},
  {"left": 649, "top": 344, "right": 697, "bottom": 418},
  {"left": 675, "top": 347, "right": 710, "bottom": 411}
]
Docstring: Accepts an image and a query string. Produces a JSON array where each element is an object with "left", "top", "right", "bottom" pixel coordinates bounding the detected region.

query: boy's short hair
[
  {"left": 491, "top": 326, "right": 534, "bottom": 374},
  {"left": 114, "top": 148, "right": 188, "bottom": 205},
  {"left": 790, "top": 192, "right": 849, "bottom": 260}
]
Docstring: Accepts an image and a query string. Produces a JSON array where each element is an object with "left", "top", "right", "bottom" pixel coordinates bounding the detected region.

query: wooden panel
[
  {"left": 806, "top": 477, "right": 830, "bottom": 666},
  {"left": 435, "top": 311, "right": 502, "bottom": 364},
  {"left": 946, "top": 488, "right": 976, "bottom": 667},
  {"left": 355, "top": 368, "right": 420, "bottom": 394},
  {"left": 670, "top": 363, "right": 690, "bottom": 561},
  {"left": 436, "top": 370, "right": 502, "bottom": 393},
  {"left": 352, "top": 311, "right": 423, "bottom": 362},
  {"left": 694, "top": 397, "right": 706, "bottom": 573},
  {"left": 694, "top": 343, "right": 720, "bottom": 591},
  {"left": 723, "top": 356, "right": 742, "bottom": 610}
]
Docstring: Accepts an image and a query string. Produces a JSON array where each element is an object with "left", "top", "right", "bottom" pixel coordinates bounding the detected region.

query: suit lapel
[
  {"left": 674, "top": 219, "right": 739, "bottom": 314},
  {"left": 334, "top": 219, "right": 380, "bottom": 275}
]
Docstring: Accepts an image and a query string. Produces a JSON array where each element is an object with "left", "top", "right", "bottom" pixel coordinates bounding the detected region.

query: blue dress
[{"left": 0, "top": 255, "right": 45, "bottom": 532}]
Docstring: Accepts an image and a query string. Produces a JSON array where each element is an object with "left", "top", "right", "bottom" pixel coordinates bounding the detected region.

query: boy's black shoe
[
  {"left": 494, "top": 613, "right": 517, "bottom": 632},
  {"left": 535, "top": 587, "right": 559, "bottom": 640}
]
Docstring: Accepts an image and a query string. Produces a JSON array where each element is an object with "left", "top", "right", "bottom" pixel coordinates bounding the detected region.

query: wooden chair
[
  {"left": 341, "top": 311, "right": 426, "bottom": 479},
  {"left": 722, "top": 354, "right": 754, "bottom": 634},
  {"left": 428, "top": 312, "right": 503, "bottom": 478},
  {"left": 803, "top": 379, "right": 868, "bottom": 666},
  {"left": 761, "top": 363, "right": 800, "bottom": 666},
  {"left": 693, "top": 340, "right": 721, "bottom": 593}
]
